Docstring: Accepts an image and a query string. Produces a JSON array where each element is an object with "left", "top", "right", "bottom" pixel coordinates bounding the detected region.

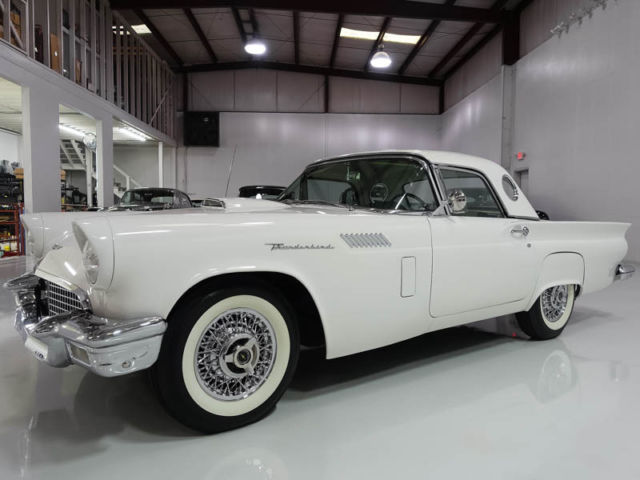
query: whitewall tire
[
  {"left": 517, "top": 285, "right": 576, "bottom": 340},
  {"left": 154, "top": 285, "right": 299, "bottom": 433}
]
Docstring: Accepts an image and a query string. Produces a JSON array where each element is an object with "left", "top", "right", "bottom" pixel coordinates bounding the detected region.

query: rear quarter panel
[{"left": 526, "top": 221, "right": 630, "bottom": 307}]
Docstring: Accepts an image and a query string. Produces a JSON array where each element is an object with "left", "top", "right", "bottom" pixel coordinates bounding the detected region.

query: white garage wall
[
  {"left": 512, "top": 0, "right": 640, "bottom": 262},
  {"left": 0, "top": 130, "right": 20, "bottom": 166},
  {"left": 179, "top": 112, "right": 441, "bottom": 197},
  {"left": 440, "top": 73, "right": 504, "bottom": 164},
  {"left": 188, "top": 70, "right": 440, "bottom": 114}
]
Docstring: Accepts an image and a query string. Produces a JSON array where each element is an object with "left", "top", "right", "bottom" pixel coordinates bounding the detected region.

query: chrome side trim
[
  {"left": 615, "top": 264, "right": 635, "bottom": 282},
  {"left": 340, "top": 233, "right": 392, "bottom": 248}
]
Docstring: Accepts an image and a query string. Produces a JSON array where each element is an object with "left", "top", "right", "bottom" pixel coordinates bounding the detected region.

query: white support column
[
  {"left": 86, "top": 148, "right": 94, "bottom": 208},
  {"left": 171, "top": 146, "right": 177, "bottom": 188},
  {"left": 96, "top": 116, "right": 114, "bottom": 208},
  {"left": 21, "top": 86, "right": 61, "bottom": 213},
  {"left": 158, "top": 141, "right": 164, "bottom": 187}
]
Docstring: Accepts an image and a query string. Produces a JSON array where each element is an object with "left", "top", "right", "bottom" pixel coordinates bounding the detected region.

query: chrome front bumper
[
  {"left": 4, "top": 273, "right": 166, "bottom": 377},
  {"left": 615, "top": 264, "right": 635, "bottom": 282}
]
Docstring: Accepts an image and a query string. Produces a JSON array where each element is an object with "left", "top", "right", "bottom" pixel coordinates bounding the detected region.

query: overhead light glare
[
  {"left": 59, "top": 123, "right": 88, "bottom": 138},
  {"left": 340, "top": 27, "right": 420, "bottom": 45},
  {"left": 131, "top": 24, "right": 151, "bottom": 34},
  {"left": 370, "top": 48, "right": 392, "bottom": 69},
  {"left": 244, "top": 37, "right": 267, "bottom": 55},
  {"left": 118, "top": 126, "right": 149, "bottom": 142}
]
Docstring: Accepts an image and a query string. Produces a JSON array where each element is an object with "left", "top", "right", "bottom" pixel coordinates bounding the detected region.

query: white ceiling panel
[
  {"left": 171, "top": 41, "right": 211, "bottom": 65},
  {"left": 195, "top": 11, "right": 240, "bottom": 39},
  {"left": 208, "top": 38, "right": 248, "bottom": 62},
  {"left": 130, "top": 4, "right": 504, "bottom": 79}
]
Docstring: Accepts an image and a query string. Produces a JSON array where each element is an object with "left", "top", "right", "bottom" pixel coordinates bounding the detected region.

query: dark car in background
[
  {"left": 108, "top": 188, "right": 193, "bottom": 211},
  {"left": 238, "top": 185, "right": 285, "bottom": 200}
]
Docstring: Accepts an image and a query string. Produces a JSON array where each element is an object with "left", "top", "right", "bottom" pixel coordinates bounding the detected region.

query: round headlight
[
  {"left": 73, "top": 223, "right": 100, "bottom": 284},
  {"left": 82, "top": 241, "right": 100, "bottom": 284},
  {"left": 71, "top": 219, "right": 114, "bottom": 289}
]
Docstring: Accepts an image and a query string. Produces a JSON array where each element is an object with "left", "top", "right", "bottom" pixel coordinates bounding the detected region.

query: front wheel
[
  {"left": 154, "top": 286, "right": 299, "bottom": 433},
  {"left": 516, "top": 284, "right": 576, "bottom": 340}
]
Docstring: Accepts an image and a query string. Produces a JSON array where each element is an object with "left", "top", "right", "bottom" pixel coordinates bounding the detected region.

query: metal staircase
[{"left": 59, "top": 139, "right": 142, "bottom": 199}]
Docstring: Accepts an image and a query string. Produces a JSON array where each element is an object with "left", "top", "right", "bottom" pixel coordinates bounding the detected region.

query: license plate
[{"left": 25, "top": 336, "right": 48, "bottom": 362}]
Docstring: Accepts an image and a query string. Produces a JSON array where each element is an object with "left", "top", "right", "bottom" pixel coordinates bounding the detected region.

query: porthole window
[{"left": 502, "top": 175, "right": 519, "bottom": 201}]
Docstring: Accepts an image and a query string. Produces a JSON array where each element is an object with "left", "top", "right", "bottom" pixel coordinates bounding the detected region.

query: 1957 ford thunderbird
[{"left": 5, "top": 150, "right": 634, "bottom": 433}]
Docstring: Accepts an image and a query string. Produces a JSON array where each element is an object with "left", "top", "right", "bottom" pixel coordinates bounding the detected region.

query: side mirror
[{"left": 448, "top": 190, "right": 467, "bottom": 213}]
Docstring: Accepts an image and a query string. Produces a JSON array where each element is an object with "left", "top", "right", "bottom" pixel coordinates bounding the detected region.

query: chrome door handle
[{"left": 511, "top": 225, "right": 530, "bottom": 237}]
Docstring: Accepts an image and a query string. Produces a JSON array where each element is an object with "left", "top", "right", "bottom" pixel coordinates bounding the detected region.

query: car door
[{"left": 428, "top": 166, "right": 537, "bottom": 318}]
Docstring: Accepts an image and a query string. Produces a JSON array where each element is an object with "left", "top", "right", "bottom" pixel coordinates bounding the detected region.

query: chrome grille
[
  {"left": 44, "top": 280, "right": 85, "bottom": 316},
  {"left": 340, "top": 233, "right": 391, "bottom": 248}
]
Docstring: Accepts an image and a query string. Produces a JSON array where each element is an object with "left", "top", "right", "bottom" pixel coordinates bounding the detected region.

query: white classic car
[{"left": 5, "top": 150, "right": 634, "bottom": 433}]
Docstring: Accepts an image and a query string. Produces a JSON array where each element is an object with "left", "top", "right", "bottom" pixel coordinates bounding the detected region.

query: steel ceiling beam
[
  {"left": 364, "top": 16, "right": 391, "bottom": 72},
  {"left": 135, "top": 9, "right": 183, "bottom": 66},
  {"left": 397, "top": 0, "right": 456, "bottom": 75},
  {"left": 293, "top": 11, "right": 299, "bottom": 64},
  {"left": 230, "top": 6, "right": 247, "bottom": 43},
  {"left": 179, "top": 60, "right": 443, "bottom": 86},
  {"left": 184, "top": 9, "right": 217, "bottom": 63},
  {"left": 443, "top": 23, "right": 501, "bottom": 80},
  {"left": 329, "top": 13, "right": 343, "bottom": 68},
  {"left": 428, "top": 0, "right": 508, "bottom": 78},
  {"left": 112, "top": 1, "right": 505, "bottom": 24}
]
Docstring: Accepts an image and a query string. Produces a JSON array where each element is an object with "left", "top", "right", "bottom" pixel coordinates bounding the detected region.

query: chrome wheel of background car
[
  {"left": 540, "top": 285, "right": 569, "bottom": 324},
  {"left": 516, "top": 284, "right": 576, "bottom": 340},
  {"left": 194, "top": 308, "right": 276, "bottom": 401}
]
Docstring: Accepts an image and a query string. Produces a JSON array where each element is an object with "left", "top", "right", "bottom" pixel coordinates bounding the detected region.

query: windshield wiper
[{"left": 282, "top": 199, "right": 349, "bottom": 209}]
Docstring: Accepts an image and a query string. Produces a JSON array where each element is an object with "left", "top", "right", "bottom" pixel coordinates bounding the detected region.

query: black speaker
[{"left": 184, "top": 111, "right": 220, "bottom": 147}]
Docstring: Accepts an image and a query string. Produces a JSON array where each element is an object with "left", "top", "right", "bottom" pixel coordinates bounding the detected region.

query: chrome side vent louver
[{"left": 340, "top": 233, "right": 391, "bottom": 248}]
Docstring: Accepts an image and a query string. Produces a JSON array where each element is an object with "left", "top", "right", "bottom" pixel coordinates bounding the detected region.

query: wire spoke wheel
[
  {"left": 540, "top": 285, "right": 569, "bottom": 324},
  {"left": 195, "top": 308, "right": 276, "bottom": 401},
  {"left": 517, "top": 284, "right": 576, "bottom": 340}
]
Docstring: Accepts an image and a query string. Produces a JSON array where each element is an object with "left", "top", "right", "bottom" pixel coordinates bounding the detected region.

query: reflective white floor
[{"left": 0, "top": 257, "right": 639, "bottom": 480}]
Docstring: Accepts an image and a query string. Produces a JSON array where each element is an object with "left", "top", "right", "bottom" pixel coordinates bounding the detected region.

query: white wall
[
  {"left": 513, "top": 0, "right": 640, "bottom": 261},
  {"left": 440, "top": 73, "right": 504, "bottom": 164},
  {"left": 444, "top": 33, "right": 502, "bottom": 111},
  {"left": 179, "top": 112, "right": 441, "bottom": 197},
  {"left": 188, "top": 70, "right": 440, "bottom": 114},
  {"left": 0, "top": 130, "right": 20, "bottom": 166}
]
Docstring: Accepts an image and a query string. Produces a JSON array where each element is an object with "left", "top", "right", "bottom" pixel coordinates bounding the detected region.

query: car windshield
[
  {"left": 120, "top": 190, "right": 174, "bottom": 206},
  {"left": 278, "top": 157, "right": 437, "bottom": 212}
]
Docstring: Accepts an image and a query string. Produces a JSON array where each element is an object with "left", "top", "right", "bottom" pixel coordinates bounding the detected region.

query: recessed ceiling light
[
  {"left": 340, "top": 27, "right": 420, "bottom": 45},
  {"left": 58, "top": 123, "right": 87, "bottom": 138},
  {"left": 118, "top": 126, "right": 149, "bottom": 142},
  {"left": 245, "top": 38, "right": 267, "bottom": 55},
  {"left": 131, "top": 24, "right": 151, "bottom": 34},
  {"left": 370, "top": 48, "right": 392, "bottom": 69}
]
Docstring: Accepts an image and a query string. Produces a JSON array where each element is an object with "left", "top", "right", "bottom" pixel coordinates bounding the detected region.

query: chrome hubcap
[
  {"left": 541, "top": 285, "right": 569, "bottom": 323},
  {"left": 195, "top": 308, "right": 276, "bottom": 401}
]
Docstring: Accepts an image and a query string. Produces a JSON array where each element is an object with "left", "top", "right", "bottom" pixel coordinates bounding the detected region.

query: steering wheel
[{"left": 390, "top": 192, "right": 428, "bottom": 211}]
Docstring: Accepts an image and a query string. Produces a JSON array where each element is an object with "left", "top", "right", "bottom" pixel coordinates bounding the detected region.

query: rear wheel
[
  {"left": 154, "top": 286, "right": 299, "bottom": 433},
  {"left": 517, "top": 285, "right": 576, "bottom": 340}
]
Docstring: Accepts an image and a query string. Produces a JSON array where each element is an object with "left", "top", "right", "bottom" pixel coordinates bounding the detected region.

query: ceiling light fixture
[
  {"left": 244, "top": 37, "right": 267, "bottom": 55},
  {"left": 131, "top": 24, "right": 151, "bottom": 34},
  {"left": 370, "top": 46, "right": 392, "bottom": 69},
  {"left": 118, "top": 126, "right": 149, "bottom": 142},
  {"left": 59, "top": 123, "right": 88, "bottom": 138},
  {"left": 340, "top": 27, "right": 420, "bottom": 45}
]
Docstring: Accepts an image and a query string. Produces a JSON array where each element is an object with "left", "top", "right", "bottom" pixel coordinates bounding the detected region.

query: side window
[{"left": 439, "top": 168, "right": 503, "bottom": 218}]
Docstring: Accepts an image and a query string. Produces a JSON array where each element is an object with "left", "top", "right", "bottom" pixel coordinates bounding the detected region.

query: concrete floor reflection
[{"left": 0, "top": 257, "right": 638, "bottom": 479}]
